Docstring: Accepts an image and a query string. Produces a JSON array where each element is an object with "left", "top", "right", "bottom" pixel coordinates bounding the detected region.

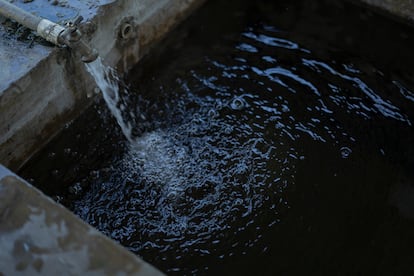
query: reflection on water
[{"left": 20, "top": 0, "right": 414, "bottom": 274}]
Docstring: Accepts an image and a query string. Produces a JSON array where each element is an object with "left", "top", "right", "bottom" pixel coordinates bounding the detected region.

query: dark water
[{"left": 20, "top": 0, "right": 414, "bottom": 274}]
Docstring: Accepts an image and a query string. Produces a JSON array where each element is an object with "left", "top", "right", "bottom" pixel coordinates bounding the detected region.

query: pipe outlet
[{"left": 120, "top": 23, "right": 134, "bottom": 39}]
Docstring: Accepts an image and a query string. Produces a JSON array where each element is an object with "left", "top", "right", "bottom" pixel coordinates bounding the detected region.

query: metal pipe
[
  {"left": 0, "top": 0, "right": 41, "bottom": 31},
  {"left": 0, "top": 0, "right": 98, "bottom": 62}
]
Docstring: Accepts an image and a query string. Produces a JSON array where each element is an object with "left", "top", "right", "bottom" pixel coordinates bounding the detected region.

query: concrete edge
[
  {"left": 348, "top": 0, "right": 414, "bottom": 26},
  {"left": 0, "top": 164, "right": 164, "bottom": 275}
]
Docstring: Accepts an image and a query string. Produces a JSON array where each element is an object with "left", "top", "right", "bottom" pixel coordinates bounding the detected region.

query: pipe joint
[
  {"left": 36, "top": 19, "right": 65, "bottom": 46},
  {"left": 0, "top": 0, "right": 98, "bottom": 63}
]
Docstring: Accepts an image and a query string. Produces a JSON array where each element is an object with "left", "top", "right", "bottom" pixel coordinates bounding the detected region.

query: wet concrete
[{"left": 0, "top": 165, "right": 163, "bottom": 275}]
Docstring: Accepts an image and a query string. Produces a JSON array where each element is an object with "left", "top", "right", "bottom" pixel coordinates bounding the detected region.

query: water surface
[{"left": 20, "top": 0, "right": 414, "bottom": 274}]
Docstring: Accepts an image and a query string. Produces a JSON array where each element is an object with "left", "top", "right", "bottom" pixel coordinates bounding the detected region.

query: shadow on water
[{"left": 20, "top": 0, "right": 414, "bottom": 274}]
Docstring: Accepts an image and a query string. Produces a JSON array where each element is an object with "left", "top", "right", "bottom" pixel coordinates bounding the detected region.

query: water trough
[{"left": 1, "top": 0, "right": 414, "bottom": 274}]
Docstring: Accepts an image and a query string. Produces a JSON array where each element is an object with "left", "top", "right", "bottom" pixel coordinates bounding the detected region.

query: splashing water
[
  {"left": 77, "top": 13, "right": 414, "bottom": 274},
  {"left": 85, "top": 57, "right": 135, "bottom": 142}
]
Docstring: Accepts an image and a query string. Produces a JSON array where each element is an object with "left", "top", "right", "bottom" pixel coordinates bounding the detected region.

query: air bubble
[
  {"left": 207, "top": 108, "right": 219, "bottom": 118},
  {"left": 340, "top": 147, "right": 352, "bottom": 159},
  {"left": 69, "top": 182, "right": 83, "bottom": 196},
  {"left": 230, "top": 96, "right": 247, "bottom": 110}
]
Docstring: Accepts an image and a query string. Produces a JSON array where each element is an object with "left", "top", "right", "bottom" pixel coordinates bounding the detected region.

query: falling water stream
[
  {"left": 20, "top": 0, "right": 414, "bottom": 274},
  {"left": 85, "top": 57, "right": 136, "bottom": 143}
]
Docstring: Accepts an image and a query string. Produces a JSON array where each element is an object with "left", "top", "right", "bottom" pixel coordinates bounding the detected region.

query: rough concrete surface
[
  {"left": 355, "top": 0, "right": 414, "bottom": 24},
  {"left": 0, "top": 165, "right": 164, "bottom": 275}
]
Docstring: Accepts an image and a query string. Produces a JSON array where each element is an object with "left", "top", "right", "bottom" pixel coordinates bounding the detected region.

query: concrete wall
[{"left": 0, "top": 0, "right": 205, "bottom": 171}]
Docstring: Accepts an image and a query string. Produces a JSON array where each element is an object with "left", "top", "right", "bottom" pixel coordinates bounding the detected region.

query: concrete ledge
[{"left": 0, "top": 165, "right": 163, "bottom": 275}]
